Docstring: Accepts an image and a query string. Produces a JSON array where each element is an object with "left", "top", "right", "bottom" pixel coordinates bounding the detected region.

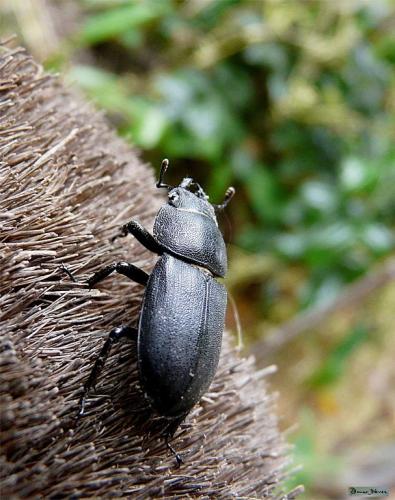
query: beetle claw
[
  {"left": 77, "top": 396, "right": 86, "bottom": 419},
  {"left": 59, "top": 264, "right": 76, "bottom": 282},
  {"left": 110, "top": 228, "right": 125, "bottom": 243},
  {"left": 166, "top": 441, "right": 183, "bottom": 467}
]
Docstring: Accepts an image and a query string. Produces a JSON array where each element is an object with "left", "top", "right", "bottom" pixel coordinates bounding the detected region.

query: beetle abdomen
[{"left": 138, "top": 253, "right": 226, "bottom": 418}]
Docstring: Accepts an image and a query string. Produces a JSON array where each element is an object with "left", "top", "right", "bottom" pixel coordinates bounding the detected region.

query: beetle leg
[
  {"left": 59, "top": 264, "right": 77, "bottom": 282},
  {"left": 87, "top": 262, "right": 149, "bottom": 288},
  {"left": 166, "top": 439, "right": 183, "bottom": 467},
  {"left": 77, "top": 325, "right": 137, "bottom": 418},
  {"left": 163, "top": 413, "right": 188, "bottom": 466},
  {"left": 112, "top": 219, "right": 164, "bottom": 255}
]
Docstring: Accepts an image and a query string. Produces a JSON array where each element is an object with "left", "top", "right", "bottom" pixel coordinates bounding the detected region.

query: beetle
[{"left": 78, "top": 159, "right": 235, "bottom": 464}]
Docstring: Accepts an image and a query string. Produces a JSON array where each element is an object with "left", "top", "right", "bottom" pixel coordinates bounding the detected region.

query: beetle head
[
  {"left": 154, "top": 159, "right": 233, "bottom": 276},
  {"left": 157, "top": 159, "right": 217, "bottom": 221},
  {"left": 156, "top": 158, "right": 235, "bottom": 222},
  {"left": 167, "top": 183, "right": 217, "bottom": 221}
]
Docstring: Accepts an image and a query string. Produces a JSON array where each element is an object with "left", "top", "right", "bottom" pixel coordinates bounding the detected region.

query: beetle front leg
[
  {"left": 87, "top": 261, "right": 149, "bottom": 288},
  {"left": 112, "top": 219, "right": 164, "bottom": 255},
  {"left": 78, "top": 325, "right": 137, "bottom": 417}
]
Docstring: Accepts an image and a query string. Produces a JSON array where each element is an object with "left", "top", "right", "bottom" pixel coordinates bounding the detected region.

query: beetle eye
[{"left": 168, "top": 192, "right": 179, "bottom": 204}]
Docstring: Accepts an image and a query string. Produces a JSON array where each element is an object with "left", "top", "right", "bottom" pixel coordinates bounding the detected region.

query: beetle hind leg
[
  {"left": 166, "top": 439, "right": 183, "bottom": 467},
  {"left": 163, "top": 413, "right": 188, "bottom": 466},
  {"left": 78, "top": 325, "right": 137, "bottom": 418}
]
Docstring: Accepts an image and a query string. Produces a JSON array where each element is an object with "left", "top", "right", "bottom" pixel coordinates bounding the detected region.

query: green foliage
[
  {"left": 79, "top": 0, "right": 170, "bottom": 45},
  {"left": 285, "top": 409, "right": 344, "bottom": 491},
  {"left": 307, "top": 324, "right": 369, "bottom": 388},
  {"left": 64, "top": 0, "right": 394, "bottom": 312}
]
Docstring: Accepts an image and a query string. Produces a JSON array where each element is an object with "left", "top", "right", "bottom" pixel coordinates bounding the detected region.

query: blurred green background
[{"left": 2, "top": 0, "right": 394, "bottom": 497}]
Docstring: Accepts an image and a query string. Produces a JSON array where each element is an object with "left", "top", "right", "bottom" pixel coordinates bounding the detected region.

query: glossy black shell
[{"left": 137, "top": 254, "right": 227, "bottom": 418}]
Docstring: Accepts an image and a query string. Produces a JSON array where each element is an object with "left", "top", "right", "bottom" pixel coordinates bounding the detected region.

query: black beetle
[{"left": 78, "top": 159, "right": 234, "bottom": 463}]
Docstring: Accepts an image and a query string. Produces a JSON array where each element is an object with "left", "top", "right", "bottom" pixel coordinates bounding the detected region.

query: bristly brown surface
[{"left": 0, "top": 41, "right": 301, "bottom": 499}]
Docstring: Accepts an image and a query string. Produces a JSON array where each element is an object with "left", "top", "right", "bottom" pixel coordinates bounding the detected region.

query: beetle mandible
[{"left": 78, "top": 159, "right": 235, "bottom": 463}]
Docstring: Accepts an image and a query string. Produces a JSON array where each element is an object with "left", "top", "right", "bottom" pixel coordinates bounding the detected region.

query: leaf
[
  {"left": 132, "top": 106, "right": 167, "bottom": 148},
  {"left": 67, "top": 65, "right": 135, "bottom": 117},
  {"left": 244, "top": 165, "right": 283, "bottom": 223},
  {"left": 80, "top": 3, "right": 165, "bottom": 45},
  {"left": 361, "top": 223, "right": 394, "bottom": 253},
  {"left": 307, "top": 325, "right": 369, "bottom": 388},
  {"left": 340, "top": 157, "right": 378, "bottom": 193},
  {"left": 300, "top": 180, "right": 338, "bottom": 214}
]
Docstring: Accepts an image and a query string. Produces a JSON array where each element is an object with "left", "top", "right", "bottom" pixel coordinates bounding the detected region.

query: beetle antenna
[
  {"left": 215, "top": 186, "right": 235, "bottom": 211},
  {"left": 156, "top": 158, "right": 171, "bottom": 189}
]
